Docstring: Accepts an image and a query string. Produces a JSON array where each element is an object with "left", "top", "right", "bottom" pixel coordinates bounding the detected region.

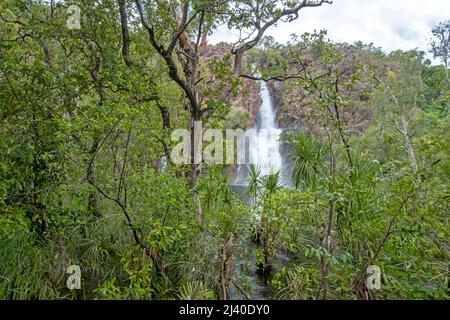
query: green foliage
[
  {"left": 0, "top": 0, "right": 448, "bottom": 301},
  {"left": 272, "top": 266, "right": 320, "bottom": 300},
  {"left": 287, "top": 132, "right": 328, "bottom": 189},
  {"left": 224, "top": 107, "right": 250, "bottom": 130},
  {"left": 249, "top": 32, "right": 450, "bottom": 300}
]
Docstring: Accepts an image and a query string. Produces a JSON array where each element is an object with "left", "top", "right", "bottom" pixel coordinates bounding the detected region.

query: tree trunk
[
  {"left": 87, "top": 136, "right": 101, "bottom": 217},
  {"left": 397, "top": 116, "right": 418, "bottom": 173},
  {"left": 219, "top": 234, "right": 234, "bottom": 300},
  {"left": 188, "top": 114, "right": 202, "bottom": 188}
]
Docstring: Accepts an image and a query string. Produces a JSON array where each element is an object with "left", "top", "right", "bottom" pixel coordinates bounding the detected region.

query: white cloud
[{"left": 210, "top": 0, "right": 450, "bottom": 61}]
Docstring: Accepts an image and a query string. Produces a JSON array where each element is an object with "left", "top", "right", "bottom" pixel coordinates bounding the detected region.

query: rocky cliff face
[
  {"left": 203, "top": 42, "right": 262, "bottom": 127},
  {"left": 269, "top": 77, "right": 374, "bottom": 134},
  {"left": 202, "top": 42, "right": 392, "bottom": 134},
  {"left": 230, "top": 79, "right": 261, "bottom": 126},
  {"left": 260, "top": 44, "right": 386, "bottom": 135}
]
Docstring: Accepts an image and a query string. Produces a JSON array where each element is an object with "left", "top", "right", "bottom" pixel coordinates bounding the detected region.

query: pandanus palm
[
  {"left": 247, "top": 165, "right": 282, "bottom": 199},
  {"left": 289, "top": 132, "right": 328, "bottom": 189}
]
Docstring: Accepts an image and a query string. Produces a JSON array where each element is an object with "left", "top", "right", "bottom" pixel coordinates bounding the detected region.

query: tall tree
[
  {"left": 132, "top": 0, "right": 332, "bottom": 186},
  {"left": 430, "top": 20, "right": 450, "bottom": 83}
]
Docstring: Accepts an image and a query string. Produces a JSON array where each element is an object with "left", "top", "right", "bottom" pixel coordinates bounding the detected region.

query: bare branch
[{"left": 232, "top": 0, "right": 333, "bottom": 75}]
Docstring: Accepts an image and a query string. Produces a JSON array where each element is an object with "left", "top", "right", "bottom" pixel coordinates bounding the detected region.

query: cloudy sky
[{"left": 210, "top": 0, "right": 450, "bottom": 61}]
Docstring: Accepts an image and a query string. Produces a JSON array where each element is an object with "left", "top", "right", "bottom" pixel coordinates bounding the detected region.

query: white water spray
[{"left": 234, "top": 81, "right": 284, "bottom": 184}]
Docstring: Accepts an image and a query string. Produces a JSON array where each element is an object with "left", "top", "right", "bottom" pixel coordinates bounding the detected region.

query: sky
[{"left": 209, "top": 0, "right": 450, "bottom": 62}]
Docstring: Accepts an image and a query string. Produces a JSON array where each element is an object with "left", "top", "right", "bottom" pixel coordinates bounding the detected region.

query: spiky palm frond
[
  {"left": 247, "top": 164, "right": 262, "bottom": 198},
  {"left": 261, "top": 171, "right": 282, "bottom": 195},
  {"left": 290, "top": 132, "right": 328, "bottom": 189}
]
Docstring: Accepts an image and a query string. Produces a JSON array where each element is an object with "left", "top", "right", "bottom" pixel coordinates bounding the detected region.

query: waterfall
[
  {"left": 233, "top": 81, "right": 284, "bottom": 185},
  {"left": 251, "top": 82, "right": 283, "bottom": 176},
  {"left": 229, "top": 81, "right": 285, "bottom": 300}
]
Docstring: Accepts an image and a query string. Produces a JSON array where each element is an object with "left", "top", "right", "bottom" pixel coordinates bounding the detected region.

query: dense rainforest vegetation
[{"left": 0, "top": 0, "right": 448, "bottom": 300}]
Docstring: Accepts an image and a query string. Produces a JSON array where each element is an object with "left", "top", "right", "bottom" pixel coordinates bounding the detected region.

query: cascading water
[
  {"left": 251, "top": 82, "right": 283, "bottom": 176},
  {"left": 233, "top": 81, "right": 284, "bottom": 185},
  {"left": 229, "top": 81, "right": 286, "bottom": 300}
]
